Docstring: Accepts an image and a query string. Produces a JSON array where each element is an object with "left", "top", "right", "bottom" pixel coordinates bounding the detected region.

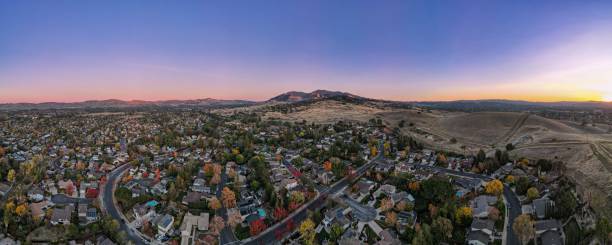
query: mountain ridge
[{"left": 1, "top": 89, "right": 611, "bottom": 110}]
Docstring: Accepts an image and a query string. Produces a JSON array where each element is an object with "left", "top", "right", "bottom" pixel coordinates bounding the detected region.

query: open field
[{"left": 250, "top": 100, "right": 612, "bottom": 218}]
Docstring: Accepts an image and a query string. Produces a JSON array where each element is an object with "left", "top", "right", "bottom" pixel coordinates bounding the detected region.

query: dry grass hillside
[{"left": 242, "top": 100, "right": 612, "bottom": 218}]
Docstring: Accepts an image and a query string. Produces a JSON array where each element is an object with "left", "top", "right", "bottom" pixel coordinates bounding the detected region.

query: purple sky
[{"left": 1, "top": 1, "right": 612, "bottom": 102}]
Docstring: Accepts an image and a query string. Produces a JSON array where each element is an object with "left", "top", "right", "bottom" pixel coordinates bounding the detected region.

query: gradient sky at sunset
[{"left": 1, "top": 1, "right": 612, "bottom": 103}]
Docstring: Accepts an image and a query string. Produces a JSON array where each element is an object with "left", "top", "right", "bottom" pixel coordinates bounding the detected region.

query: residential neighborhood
[{"left": 0, "top": 108, "right": 610, "bottom": 245}]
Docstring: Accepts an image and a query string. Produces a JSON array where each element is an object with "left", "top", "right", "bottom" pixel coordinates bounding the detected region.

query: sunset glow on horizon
[{"left": 2, "top": 1, "right": 612, "bottom": 103}]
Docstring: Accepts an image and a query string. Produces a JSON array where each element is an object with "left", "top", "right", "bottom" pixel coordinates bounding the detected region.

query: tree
[
  {"left": 329, "top": 224, "right": 344, "bottom": 241},
  {"left": 370, "top": 146, "right": 378, "bottom": 157},
  {"left": 513, "top": 214, "right": 535, "bottom": 245},
  {"left": 408, "top": 181, "right": 420, "bottom": 192},
  {"left": 323, "top": 161, "right": 332, "bottom": 171},
  {"left": 15, "top": 203, "right": 28, "bottom": 217},
  {"left": 432, "top": 217, "right": 453, "bottom": 242},
  {"left": 222, "top": 187, "right": 236, "bottom": 208},
  {"left": 412, "top": 223, "right": 433, "bottom": 245},
  {"left": 0, "top": 146, "right": 4, "bottom": 157},
  {"left": 3, "top": 201, "right": 14, "bottom": 229},
  {"left": 485, "top": 179, "right": 504, "bottom": 196},
  {"left": 236, "top": 154, "right": 245, "bottom": 164},
  {"left": 395, "top": 200, "right": 407, "bottom": 212},
  {"left": 273, "top": 206, "right": 288, "bottom": 221},
  {"left": 553, "top": 189, "right": 577, "bottom": 219},
  {"left": 488, "top": 207, "right": 501, "bottom": 221},
  {"left": 505, "top": 175, "right": 515, "bottom": 184},
  {"left": 299, "top": 218, "right": 316, "bottom": 245},
  {"left": 436, "top": 153, "right": 448, "bottom": 167},
  {"left": 380, "top": 197, "right": 393, "bottom": 212},
  {"left": 386, "top": 211, "right": 398, "bottom": 226},
  {"left": 595, "top": 218, "right": 611, "bottom": 244},
  {"left": 526, "top": 187, "right": 539, "bottom": 201},
  {"left": 210, "top": 216, "right": 225, "bottom": 235},
  {"left": 6, "top": 169, "right": 15, "bottom": 182},
  {"left": 203, "top": 163, "right": 214, "bottom": 177},
  {"left": 420, "top": 177, "right": 453, "bottom": 203},
  {"left": 476, "top": 149, "right": 486, "bottom": 163},
  {"left": 515, "top": 176, "right": 531, "bottom": 195},
  {"left": 167, "top": 183, "right": 178, "bottom": 201},
  {"left": 289, "top": 191, "right": 305, "bottom": 204},
  {"left": 250, "top": 219, "right": 267, "bottom": 236},
  {"left": 228, "top": 211, "right": 242, "bottom": 228},
  {"left": 455, "top": 206, "right": 472, "bottom": 226},
  {"left": 210, "top": 173, "right": 221, "bottom": 185},
  {"left": 208, "top": 197, "right": 221, "bottom": 210}
]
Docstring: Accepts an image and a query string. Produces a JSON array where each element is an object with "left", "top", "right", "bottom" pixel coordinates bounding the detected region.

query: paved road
[
  {"left": 241, "top": 142, "right": 384, "bottom": 245},
  {"left": 101, "top": 164, "right": 148, "bottom": 245},
  {"left": 408, "top": 163, "right": 520, "bottom": 245}
]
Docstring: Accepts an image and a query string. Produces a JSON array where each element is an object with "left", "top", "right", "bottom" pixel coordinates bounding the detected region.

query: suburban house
[
  {"left": 467, "top": 219, "right": 495, "bottom": 245},
  {"left": 535, "top": 219, "right": 564, "bottom": 245},
  {"left": 471, "top": 195, "right": 498, "bottom": 218},
  {"left": 51, "top": 205, "right": 75, "bottom": 225},
  {"left": 180, "top": 212, "right": 209, "bottom": 245},
  {"left": 153, "top": 214, "right": 175, "bottom": 235}
]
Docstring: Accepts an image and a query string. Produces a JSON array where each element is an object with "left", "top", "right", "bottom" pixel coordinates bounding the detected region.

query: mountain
[
  {"left": 269, "top": 90, "right": 364, "bottom": 102},
  {"left": 0, "top": 98, "right": 255, "bottom": 110}
]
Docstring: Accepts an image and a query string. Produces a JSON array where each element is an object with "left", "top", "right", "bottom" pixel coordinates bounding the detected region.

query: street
[{"left": 100, "top": 164, "right": 148, "bottom": 245}]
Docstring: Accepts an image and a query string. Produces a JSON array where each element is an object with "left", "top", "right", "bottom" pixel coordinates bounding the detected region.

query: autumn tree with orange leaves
[
  {"left": 323, "top": 161, "right": 332, "bottom": 171},
  {"left": 380, "top": 197, "right": 393, "bottom": 212},
  {"left": 222, "top": 187, "right": 236, "bottom": 208}
]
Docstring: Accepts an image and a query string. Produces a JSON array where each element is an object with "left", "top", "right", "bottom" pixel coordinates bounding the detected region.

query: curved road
[{"left": 101, "top": 164, "right": 148, "bottom": 245}]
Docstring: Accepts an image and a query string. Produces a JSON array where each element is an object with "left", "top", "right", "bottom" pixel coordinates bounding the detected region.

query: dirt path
[
  {"left": 495, "top": 113, "right": 529, "bottom": 146},
  {"left": 590, "top": 142, "right": 612, "bottom": 173}
]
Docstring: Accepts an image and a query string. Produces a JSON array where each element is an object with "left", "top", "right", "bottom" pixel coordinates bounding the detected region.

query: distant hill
[
  {"left": 0, "top": 98, "right": 255, "bottom": 110},
  {"left": 269, "top": 90, "right": 365, "bottom": 102}
]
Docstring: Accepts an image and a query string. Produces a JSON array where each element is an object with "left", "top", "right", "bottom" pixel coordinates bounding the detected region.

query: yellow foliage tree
[
  {"left": 15, "top": 204, "right": 27, "bottom": 217},
  {"left": 5, "top": 201, "right": 15, "bottom": 213},
  {"left": 299, "top": 218, "right": 316, "bottom": 245},
  {"left": 370, "top": 146, "right": 378, "bottom": 157},
  {"left": 6, "top": 169, "right": 15, "bottom": 182},
  {"left": 485, "top": 179, "right": 504, "bottom": 196},
  {"left": 455, "top": 206, "right": 472, "bottom": 225},
  {"left": 527, "top": 187, "right": 539, "bottom": 201},
  {"left": 513, "top": 214, "right": 535, "bottom": 245},
  {"left": 505, "top": 175, "right": 515, "bottom": 184}
]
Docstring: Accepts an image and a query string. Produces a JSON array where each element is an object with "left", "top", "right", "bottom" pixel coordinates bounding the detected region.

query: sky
[{"left": 1, "top": 0, "right": 612, "bottom": 103}]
